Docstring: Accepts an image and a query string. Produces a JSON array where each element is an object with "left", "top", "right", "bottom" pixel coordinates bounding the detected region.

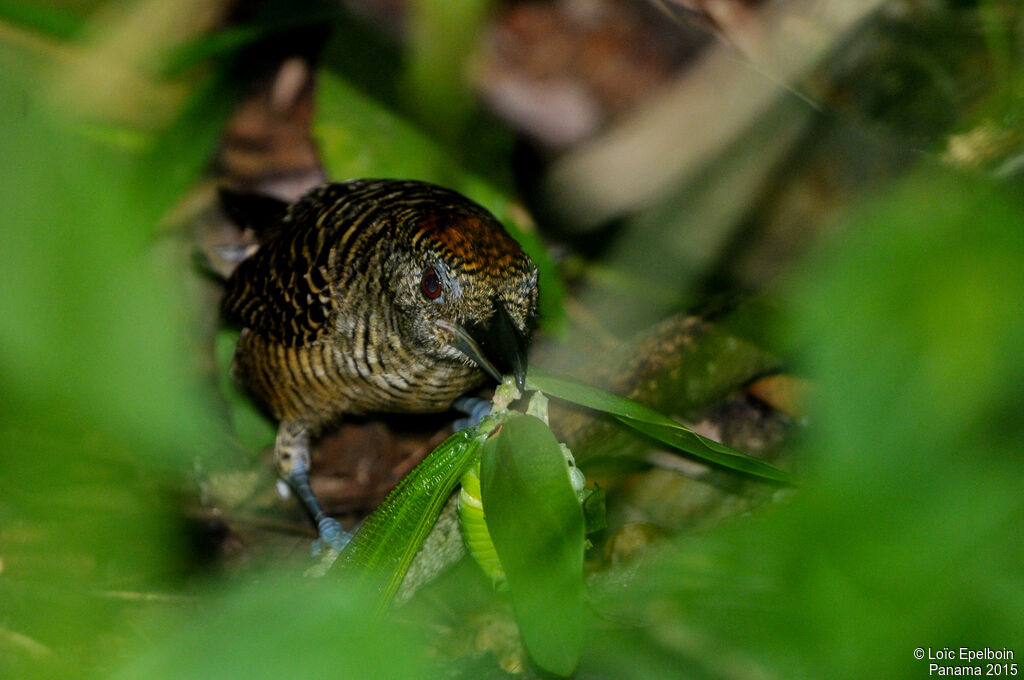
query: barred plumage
[{"left": 221, "top": 179, "right": 539, "bottom": 550}]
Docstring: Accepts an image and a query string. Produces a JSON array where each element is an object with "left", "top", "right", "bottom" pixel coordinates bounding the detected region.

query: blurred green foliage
[
  {"left": 109, "top": 576, "right": 428, "bottom": 679},
  {"left": 0, "top": 13, "right": 229, "bottom": 680},
  {"left": 0, "top": 0, "right": 89, "bottom": 39},
  {"left": 586, "top": 165, "right": 1024, "bottom": 679},
  {"left": 1, "top": 1, "right": 1022, "bottom": 679},
  {"left": 402, "top": 0, "right": 492, "bottom": 142}
]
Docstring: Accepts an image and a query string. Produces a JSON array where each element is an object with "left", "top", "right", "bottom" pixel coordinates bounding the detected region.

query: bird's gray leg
[
  {"left": 276, "top": 420, "right": 351, "bottom": 554},
  {"left": 452, "top": 396, "right": 492, "bottom": 431}
]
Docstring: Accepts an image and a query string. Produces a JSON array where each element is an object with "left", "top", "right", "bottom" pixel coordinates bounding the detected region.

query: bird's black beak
[{"left": 442, "top": 303, "right": 529, "bottom": 392}]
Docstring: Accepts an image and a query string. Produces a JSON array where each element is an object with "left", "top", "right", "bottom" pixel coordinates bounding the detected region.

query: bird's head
[{"left": 385, "top": 188, "right": 539, "bottom": 391}]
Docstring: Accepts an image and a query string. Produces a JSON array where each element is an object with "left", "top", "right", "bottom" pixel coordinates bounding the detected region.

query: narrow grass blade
[{"left": 528, "top": 368, "right": 791, "bottom": 484}]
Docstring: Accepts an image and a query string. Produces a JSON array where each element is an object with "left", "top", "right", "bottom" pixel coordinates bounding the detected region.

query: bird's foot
[
  {"left": 452, "top": 396, "right": 492, "bottom": 431},
  {"left": 284, "top": 462, "right": 353, "bottom": 557},
  {"left": 311, "top": 516, "right": 352, "bottom": 556}
]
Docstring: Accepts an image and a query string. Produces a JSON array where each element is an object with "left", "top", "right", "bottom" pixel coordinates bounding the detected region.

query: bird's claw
[
  {"left": 452, "top": 396, "right": 492, "bottom": 431},
  {"left": 311, "top": 516, "right": 352, "bottom": 557}
]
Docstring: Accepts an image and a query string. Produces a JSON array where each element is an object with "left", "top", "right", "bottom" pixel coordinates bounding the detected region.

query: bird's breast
[{"left": 232, "top": 328, "right": 484, "bottom": 427}]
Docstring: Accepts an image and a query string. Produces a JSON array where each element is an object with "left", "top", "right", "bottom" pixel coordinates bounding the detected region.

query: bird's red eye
[{"left": 421, "top": 267, "right": 442, "bottom": 300}]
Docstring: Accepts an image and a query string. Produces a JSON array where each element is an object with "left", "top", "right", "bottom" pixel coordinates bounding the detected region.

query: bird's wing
[{"left": 221, "top": 212, "right": 334, "bottom": 347}]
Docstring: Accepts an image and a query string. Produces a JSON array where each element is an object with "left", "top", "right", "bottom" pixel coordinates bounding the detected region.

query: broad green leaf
[
  {"left": 481, "top": 414, "right": 585, "bottom": 676},
  {"left": 527, "top": 369, "right": 791, "bottom": 483},
  {"left": 315, "top": 69, "right": 458, "bottom": 183},
  {"left": 402, "top": 0, "right": 490, "bottom": 141},
  {"left": 338, "top": 429, "right": 483, "bottom": 609}
]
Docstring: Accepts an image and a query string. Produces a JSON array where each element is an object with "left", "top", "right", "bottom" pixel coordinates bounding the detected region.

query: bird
[{"left": 219, "top": 179, "right": 540, "bottom": 552}]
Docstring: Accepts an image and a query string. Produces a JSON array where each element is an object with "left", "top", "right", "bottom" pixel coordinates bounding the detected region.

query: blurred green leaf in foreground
[
  {"left": 585, "top": 165, "right": 1024, "bottom": 679},
  {"left": 109, "top": 576, "right": 427, "bottom": 680},
  {"left": 0, "top": 2, "right": 232, "bottom": 677}
]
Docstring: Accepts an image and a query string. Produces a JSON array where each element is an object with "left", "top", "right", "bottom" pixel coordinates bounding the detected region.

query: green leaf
[
  {"left": 527, "top": 368, "right": 792, "bottom": 483},
  {"left": 337, "top": 429, "right": 483, "bottom": 610},
  {"left": 480, "top": 414, "right": 584, "bottom": 676},
  {"left": 402, "top": 0, "right": 491, "bottom": 141},
  {"left": 619, "top": 419, "right": 790, "bottom": 483},
  {"left": 315, "top": 69, "right": 456, "bottom": 183},
  {"left": 0, "top": 21, "right": 230, "bottom": 676}
]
